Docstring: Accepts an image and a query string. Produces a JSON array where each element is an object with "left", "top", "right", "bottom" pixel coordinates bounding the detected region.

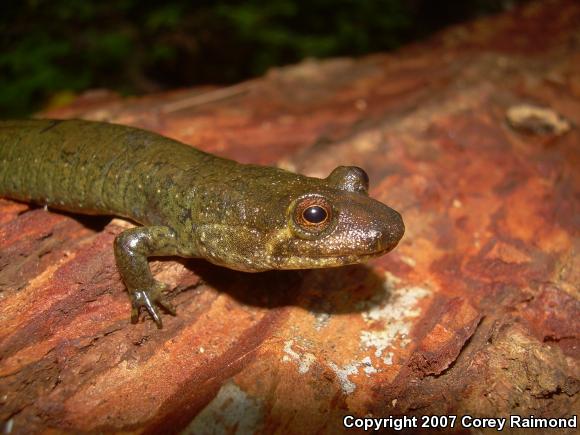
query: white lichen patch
[
  {"left": 361, "top": 356, "right": 377, "bottom": 375},
  {"left": 282, "top": 340, "right": 317, "bottom": 374},
  {"left": 359, "top": 281, "right": 431, "bottom": 362},
  {"left": 313, "top": 312, "right": 331, "bottom": 330},
  {"left": 383, "top": 271, "right": 402, "bottom": 286},
  {"left": 399, "top": 255, "right": 417, "bottom": 267},
  {"left": 327, "top": 355, "right": 381, "bottom": 395},
  {"left": 328, "top": 361, "right": 360, "bottom": 395},
  {"left": 184, "top": 381, "right": 263, "bottom": 435}
]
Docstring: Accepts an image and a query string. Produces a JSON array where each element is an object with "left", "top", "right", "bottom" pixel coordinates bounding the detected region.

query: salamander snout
[
  {"left": 374, "top": 207, "right": 405, "bottom": 253},
  {"left": 345, "top": 197, "right": 404, "bottom": 257}
]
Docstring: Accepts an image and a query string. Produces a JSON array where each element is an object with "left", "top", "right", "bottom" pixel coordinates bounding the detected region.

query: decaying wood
[{"left": 1, "top": 0, "right": 578, "bottom": 433}]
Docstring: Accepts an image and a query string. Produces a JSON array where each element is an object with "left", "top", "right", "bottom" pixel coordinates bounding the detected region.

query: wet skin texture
[{"left": 0, "top": 119, "right": 405, "bottom": 327}]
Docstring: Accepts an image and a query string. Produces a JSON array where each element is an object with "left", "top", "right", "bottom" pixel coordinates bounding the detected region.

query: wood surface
[{"left": 1, "top": 0, "right": 578, "bottom": 433}]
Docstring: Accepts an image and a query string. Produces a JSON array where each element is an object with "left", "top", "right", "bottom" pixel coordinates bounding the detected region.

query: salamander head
[{"left": 195, "top": 166, "right": 405, "bottom": 272}]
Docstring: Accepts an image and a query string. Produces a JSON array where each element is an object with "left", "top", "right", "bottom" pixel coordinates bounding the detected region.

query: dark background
[{"left": 0, "top": 0, "right": 529, "bottom": 118}]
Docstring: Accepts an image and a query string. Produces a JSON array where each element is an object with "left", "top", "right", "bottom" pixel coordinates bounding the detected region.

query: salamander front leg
[{"left": 114, "top": 226, "right": 179, "bottom": 328}]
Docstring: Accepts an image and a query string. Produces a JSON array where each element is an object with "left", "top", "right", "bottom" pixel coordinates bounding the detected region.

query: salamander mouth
[
  {"left": 324, "top": 245, "right": 395, "bottom": 259},
  {"left": 272, "top": 245, "right": 396, "bottom": 270}
]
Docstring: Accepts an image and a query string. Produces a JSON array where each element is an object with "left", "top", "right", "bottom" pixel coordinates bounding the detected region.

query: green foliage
[{"left": 0, "top": 0, "right": 524, "bottom": 117}]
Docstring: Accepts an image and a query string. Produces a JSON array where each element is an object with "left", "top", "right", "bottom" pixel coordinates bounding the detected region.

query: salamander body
[{"left": 0, "top": 119, "right": 404, "bottom": 326}]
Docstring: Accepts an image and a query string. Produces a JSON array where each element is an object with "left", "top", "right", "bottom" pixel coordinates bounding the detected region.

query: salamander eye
[
  {"left": 302, "top": 205, "right": 328, "bottom": 224},
  {"left": 293, "top": 196, "right": 333, "bottom": 232}
]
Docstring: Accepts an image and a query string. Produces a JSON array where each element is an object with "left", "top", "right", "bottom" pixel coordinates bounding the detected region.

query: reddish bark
[{"left": 1, "top": 1, "right": 578, "bottom": 433}]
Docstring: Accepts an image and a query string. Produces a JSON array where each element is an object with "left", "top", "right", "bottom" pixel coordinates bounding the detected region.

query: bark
[{"left": 1, "top": 1, "right": 579, "bottom": 433}]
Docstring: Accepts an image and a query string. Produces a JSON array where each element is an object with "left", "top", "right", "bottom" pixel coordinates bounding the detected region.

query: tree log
[{"left": 1, "top": 1, "right": 578, "bottom": 433}]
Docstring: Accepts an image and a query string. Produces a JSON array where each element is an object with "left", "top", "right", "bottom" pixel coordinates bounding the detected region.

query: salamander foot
[{"left": 130, "top": 282, "right": 176, "bottom": 328}]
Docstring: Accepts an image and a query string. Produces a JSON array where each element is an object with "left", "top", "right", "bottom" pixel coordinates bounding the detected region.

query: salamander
[{"left": 0, "top": 119, "right": 405, "bottom": 327}]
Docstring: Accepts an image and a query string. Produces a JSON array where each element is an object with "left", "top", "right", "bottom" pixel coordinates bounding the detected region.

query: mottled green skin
[{"left": 0, "top": 119, "right": 404, "bottom": 326}]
